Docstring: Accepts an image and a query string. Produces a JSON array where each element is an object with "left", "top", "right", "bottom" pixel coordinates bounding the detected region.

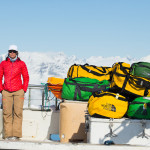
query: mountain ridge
[{"left": 0, "top": 52, "right": 149, "bottom": 84}]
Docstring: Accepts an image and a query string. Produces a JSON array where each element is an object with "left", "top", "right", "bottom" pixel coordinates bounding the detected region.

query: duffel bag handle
[{"left": 81, "top": 65, "right": 109, "bottom": 75}]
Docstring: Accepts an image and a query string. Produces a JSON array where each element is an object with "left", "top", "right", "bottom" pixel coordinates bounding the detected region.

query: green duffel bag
[
  {"left": 61, "top": 77, "right": 110, "bottom": 101},
  {"left": 127, "top": 97, "right": 150, "bottom": 119},
  {"left": 130, "top": 62, "right": 150, "bottom": 79}
]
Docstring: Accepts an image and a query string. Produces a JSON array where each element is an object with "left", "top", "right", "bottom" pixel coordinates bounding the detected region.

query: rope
[{"left": 40, "top": 83, "right": 51, "bottom": 110}]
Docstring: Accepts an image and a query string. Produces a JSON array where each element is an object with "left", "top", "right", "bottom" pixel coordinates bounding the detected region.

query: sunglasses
[{"left": 9, "top": 50, "right": 17, "bottom": 53}]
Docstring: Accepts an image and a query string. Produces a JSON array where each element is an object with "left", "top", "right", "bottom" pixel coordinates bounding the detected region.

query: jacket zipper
[{"left": 10, "top": 62, "right": 13, "bottom": 92}]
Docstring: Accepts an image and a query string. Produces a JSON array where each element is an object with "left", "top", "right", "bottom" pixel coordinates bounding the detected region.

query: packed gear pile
[{"left": 47, "top": 61, "right": 150, "bottom": 120}]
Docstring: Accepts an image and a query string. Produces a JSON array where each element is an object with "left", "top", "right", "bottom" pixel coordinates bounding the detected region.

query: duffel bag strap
[
  {"left": 80, "top": 65, "right": 109, "bottom": 76},
  {"left": 74, "top": 84, "right": 108, "bottom": 100},
  {"left": 83, "top": 64, "right": 107, "bottom": 73},
  {"left": 127, "top": 76, "right": 150, "bottom": 96},
  {"left": 144, "top": 88, "right": 149, "bottom": 96},
  {"left": 119, "top": 62, "right": 130, "bottom": 75},
  {"left": 79, "top": 84, "right": 108, "bottom": 92},
  {"left": 92, "top": 92, "right": 126, "bottom": 101},
  {"left": 74, "top": 85, "right": 82, "bottom": 100},
  {"left": 120, "top": 74, "right": 130, "bottom": 93},
  {"left": 65, "top": 78, "right": 106, "bottom": 87},
  {"left": 67, "top": 64, "right": 80, "bottom": 78},
  {"left": 132, "top": 77, "right": 150, "bottom": 89}
]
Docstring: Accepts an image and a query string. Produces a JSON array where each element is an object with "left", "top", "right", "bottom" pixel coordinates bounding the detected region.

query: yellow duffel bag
[
  {"left": 67, "top": 64, "right": 112, "bottom": 81},
  {"left": 110, "top": 62, "right": 150, "bottom": 98},
  {"left": 88, "top": 91, "right": 128, "bottom": 119}
]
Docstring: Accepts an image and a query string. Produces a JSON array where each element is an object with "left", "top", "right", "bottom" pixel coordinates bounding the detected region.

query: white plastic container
[{"left": 86, "top": 116, "right": 150, "bottom": 146}]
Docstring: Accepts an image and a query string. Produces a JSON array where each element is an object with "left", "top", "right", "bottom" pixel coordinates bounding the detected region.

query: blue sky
[{"left": 0, "top": 0, "right": 150, "bottom": 59}]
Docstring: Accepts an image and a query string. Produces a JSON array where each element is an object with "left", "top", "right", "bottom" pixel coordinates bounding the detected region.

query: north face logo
[{"left": 101, "top": 103, "right": 116, "bottom": 112}]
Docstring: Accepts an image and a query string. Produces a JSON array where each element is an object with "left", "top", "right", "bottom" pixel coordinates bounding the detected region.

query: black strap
[
  {"left": 114, "top": 72, "right": 127, "bottom": 77},
  {"left": 80, "top": 84, "right": 108, "bottom": 92},
  {"left": 74, "top": 85, "right": 81, "bottom": 100},
  {"left": 111, "top": 66, "right": 130, "bottom": 94},
  {"left": 74, "top": 85, "right": 107, "bottom": 100},
  {"left": 126, "top": 76, "right": 150, "bottom": 97},
  {"left": 112, "top": 62, "right": 130, "bottom": 78},
  {"left": 121, "top": 75, "right": 130, "bottom": 93},
  {"left": 71, "top": 66, "right": 74, "bottom": 77},
  {"left": 118, "top": 62, "right": 130, "bottom": 74},
  {"left": 131, "top": 76, "right": 150, "bottom": 89},
  {"left": 120, "top": 75, "right": 150, "bottom": 96},
  {"left": 131, "top": 101, "right": 150, "bottom": 107},
  {"left": 112, "top": 66, "right": 150, "bottom": 96},
  {"left": 144, "top": 88, "right": 149, "bottom": 96},
  {"left": 80, "top": 65, "right": 111, "bottom": 77},
  {"left": 93, "top": 92, "right": 126, "bottom": 101},
  {"left": 67, "top": 64, "right": 76, "bottom": 77},
  {"left": 65, "top": 79, "right": 105, "bottom": 87},
  {"left": 129, "top": 77, "right": 150, "bottom": 96}
]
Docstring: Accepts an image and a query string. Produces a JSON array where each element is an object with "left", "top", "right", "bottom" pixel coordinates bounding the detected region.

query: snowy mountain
[
  {"left": 0, "top": 52, "right": 149, "bottom": 85},
  {"left": 0, "top": 51, "right": 150, "bottom": 108}
]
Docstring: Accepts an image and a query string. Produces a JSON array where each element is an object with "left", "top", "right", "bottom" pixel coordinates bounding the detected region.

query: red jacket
[{"left": 0, "top": 57, "right": 29, "bottom": 92}]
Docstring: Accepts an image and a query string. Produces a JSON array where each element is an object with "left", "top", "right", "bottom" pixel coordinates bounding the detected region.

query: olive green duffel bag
[{"left": 130, "top": 62, "right": 150, "bottom": 79}]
